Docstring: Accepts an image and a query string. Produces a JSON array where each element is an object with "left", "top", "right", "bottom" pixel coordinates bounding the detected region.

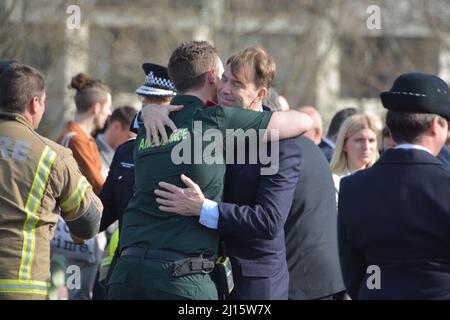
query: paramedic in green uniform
[{"left": 107, "top": 41, "right": 312, "bottom": 300}]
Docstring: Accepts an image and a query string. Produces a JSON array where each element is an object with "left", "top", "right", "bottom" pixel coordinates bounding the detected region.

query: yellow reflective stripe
[
  {"left": 100, "top": 257, "right": 112, "bottom": 268},
  {"left": 109, "top": 228, "right": 119, "bottom": 257},
  {"left": 0, "top": 279, "right": 49, "bottom": 286},
  {"left": 0, "top": 288, "right": 48, "bottom": 295},
  {"left": 0, "top": 279, "right": 50, "bottom": 295},
  {"left": 100, "top": 228, "right": 119, "bottom": 268},
  {"left": 61, "top": 177, "right": 88, "bottom": 212},
  {"left": 19, "top": 146, "right": 56, "bottom": 281}
]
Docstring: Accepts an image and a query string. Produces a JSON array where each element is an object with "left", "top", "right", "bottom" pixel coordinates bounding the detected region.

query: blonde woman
[{"left": 330, "top": 114, "right": 379, "bottom": 193}]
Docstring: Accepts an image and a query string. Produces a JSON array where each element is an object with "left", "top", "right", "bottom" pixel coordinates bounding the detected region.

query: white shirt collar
[
  {"left": 322, "top": 137, "right": 336, "bottom": 149},
  {"left": 395, "top": 144, "right": 433, "bottom": 155}
]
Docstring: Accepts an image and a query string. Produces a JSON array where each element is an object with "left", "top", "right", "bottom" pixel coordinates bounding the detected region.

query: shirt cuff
[{"left": 199, "top": 199, "right": 219, "bottom": 229}]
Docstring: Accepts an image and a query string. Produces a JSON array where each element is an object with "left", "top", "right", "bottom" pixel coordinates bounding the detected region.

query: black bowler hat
[
  {"left": 380, "top": 72, "right": 450, "bottom": 120},
  {"left": 0, "top": 61, "right": 16, "bottom": 75},
  {"left": 135, "top": 63, "right": 176, "bottom": 97}
]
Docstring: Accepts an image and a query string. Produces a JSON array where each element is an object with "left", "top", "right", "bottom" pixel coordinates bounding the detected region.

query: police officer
[
  {"left": 338, "top": 72, "right": 450, "bottom": 299},
  {"left": 99, "top": 63, "right": 176, "bottom": 233},
  {"left": 0, "top": 63, "right": 103, "bottom": 300}
]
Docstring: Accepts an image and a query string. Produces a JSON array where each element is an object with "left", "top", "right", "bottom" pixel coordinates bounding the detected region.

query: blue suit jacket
[
  {"left": 338, "top": 148, "right": 450, "bottom": 299},
  {"left": 218, "top": 133, "right": 302, "bottom": 300}
]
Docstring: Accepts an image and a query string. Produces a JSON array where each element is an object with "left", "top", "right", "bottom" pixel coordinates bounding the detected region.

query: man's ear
[
  {"left": 29, "top": 96, "right": 40, "bottom": 114},
  {"left": 256, "top": 87, "right": 268, "bottom": 102},
  {"left": 92, "top": 102, "right": 101, "bottom": 115},
  {"left": 429, "top": 116, "right": 444, "bottom": 136},
  {"left": 111, "top": 120, "right": 122, "bottom": 131},
  {"left": 207, "top": 70, "right": 218, "bottom": 86}
]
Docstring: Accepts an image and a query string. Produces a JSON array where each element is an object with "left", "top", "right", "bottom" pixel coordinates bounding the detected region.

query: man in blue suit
[
  {"left": 338, "top": 72, "right": 450, "bottom": 299},
  {"left": 152, "top": 47, "right": 303, "bottom": 299}
]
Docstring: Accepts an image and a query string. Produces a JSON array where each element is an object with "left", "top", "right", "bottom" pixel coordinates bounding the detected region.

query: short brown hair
[
  {"left": 168, "top": 41, "right": 219, "bottom": 93},
  {"left": 0, "top": 63, "right": 45, "bottom": 113},
  {"left": 109, "top": 106, "right": 137, "bottom": 130},
  {"left": 226, "top": 46, "right": 275, "bottom": 89},
  {"left": 386, "top": 110, "right": 445, "bottom": 144},
  {"left": 69, "top": 73, "right": 111, "bottom": 113}
]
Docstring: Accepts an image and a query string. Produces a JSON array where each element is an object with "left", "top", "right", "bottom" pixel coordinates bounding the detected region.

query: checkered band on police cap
[{"left": 135, "top": 63, "right": 176, "bottom": 97}]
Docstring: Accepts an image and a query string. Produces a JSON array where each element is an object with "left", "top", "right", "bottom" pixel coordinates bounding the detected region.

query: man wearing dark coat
[
  {"left": 338, "top": 72, "right": 450, "bottom": 299},
  {"left": 285, "top": 136, "right": 345, "bottom": 299}
]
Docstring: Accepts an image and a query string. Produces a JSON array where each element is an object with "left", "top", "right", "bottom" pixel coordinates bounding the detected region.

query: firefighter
[{"left": 0, "top": 63, "right": 103, "bottom": 300}]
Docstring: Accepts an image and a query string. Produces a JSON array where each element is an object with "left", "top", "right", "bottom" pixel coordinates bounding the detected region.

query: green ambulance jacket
[{"left": 119, "top": 95, "right": 272, "bottom": 256}]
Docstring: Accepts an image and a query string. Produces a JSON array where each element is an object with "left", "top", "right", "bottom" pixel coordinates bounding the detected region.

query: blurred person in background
[
  {"left": 320, "top": 107, "right": 358, "bottom": 162},
  {"left": 52, "top": 73, "right": 112, "bottom": 300},
  {"left": 58, "top": 73, "right": 112, "bottom": 192},
  {"left": 330, "top": 114, "right": 379, "bottom": 193},
  {"left": 95, "top": 105, "right": 137, "bottom": 173},
  {"left": 277, "top": 93, "right": 290, "bottom": 111},
  {"left": 263, "top": 87, "right": 282, "bottom": 111},
  {"left": 298, "top": 105, "right": 324, "bottom": 146}
]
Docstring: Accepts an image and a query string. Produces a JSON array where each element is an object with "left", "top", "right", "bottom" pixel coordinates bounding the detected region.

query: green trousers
[{"left": 107, "top": 255, "right": 218, "bottom": 300}]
